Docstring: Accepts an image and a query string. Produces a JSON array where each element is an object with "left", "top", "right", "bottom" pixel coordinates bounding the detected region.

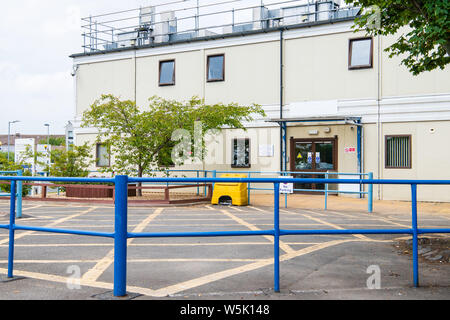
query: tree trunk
[
  {"left": 137, "top": 166, "right": 143, "bottom": 197},
  {"left": 444, "top": 39, "right": 450, "bottom": 57}
]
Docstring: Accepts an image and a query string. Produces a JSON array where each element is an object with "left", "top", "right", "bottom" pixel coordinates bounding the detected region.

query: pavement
[{"left": 0, "top": 195, "right": 449, "bottom": 301}]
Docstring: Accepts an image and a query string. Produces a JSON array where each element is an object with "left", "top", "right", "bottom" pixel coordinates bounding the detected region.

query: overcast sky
[
  {"left": 0, "top": 0, "right": 151, "bottom": 135},
  {"left": 0, "top": 0, "right": 312, "bottom": 135}
]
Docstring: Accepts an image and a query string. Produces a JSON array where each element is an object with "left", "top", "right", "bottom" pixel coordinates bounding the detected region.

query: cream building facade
[{"left": 70, "top": 1, "right": 450, "bottom": 201}]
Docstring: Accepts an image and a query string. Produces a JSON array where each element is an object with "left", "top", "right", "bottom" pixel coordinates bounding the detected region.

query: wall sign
[
  {"left": 279, "top": 176, "right": 293, "bottom": 194},
  {"left": 344, "top": 147, "right": 356, "bottom": 153}
]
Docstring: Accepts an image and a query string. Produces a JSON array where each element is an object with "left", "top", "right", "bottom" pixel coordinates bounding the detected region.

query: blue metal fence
[
  {"left": 90, "top": 169, "right": 374, "bottom": 212},
  {"left": 0, "top": 170, "right": 23, "bottom": 218},
  {"left": 0, "top": 174, "right": 449, "bottom": 297}
]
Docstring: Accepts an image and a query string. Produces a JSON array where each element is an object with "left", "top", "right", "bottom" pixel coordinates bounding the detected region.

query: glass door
[{"left": 290, "top": 138, "right": 337, "bottom": 193}]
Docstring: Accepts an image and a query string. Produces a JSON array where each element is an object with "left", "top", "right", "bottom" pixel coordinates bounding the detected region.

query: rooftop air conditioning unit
[
  {"left": 153, "top": 11, "right": 176, "bottom": 43},
  {"left": 139, "top": 6, "right": 155, "bottom": 26}
]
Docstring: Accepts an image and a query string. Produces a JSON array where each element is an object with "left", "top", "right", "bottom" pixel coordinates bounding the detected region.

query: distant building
[
  {"left": 70, "top": 0, "right": 450, "bottom": 202},
  {"left": 0, "top": 133, "right": 66, "bottom": 153},
  {"left": 65, "top": 121, "right": 74, "bottom": 150}
]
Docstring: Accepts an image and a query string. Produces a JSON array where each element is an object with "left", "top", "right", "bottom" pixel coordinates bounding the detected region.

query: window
[
  {"left": 232, "top": 138, "right": 250, "bottom": 168},
  {"left": 96, "top": 143, "right": 110, "bottom": 167},
  {"left": 348, "top": 38, "right": 373, "bottom": 69},
  {"left": 385, "top": 135, "right": 411, "bottom": 169},
  {"left": 207, "top": 54, "right": 225, "bottom": 82},
  {"left": 159, "top": 60, "right": 175, "bottom": 86}
]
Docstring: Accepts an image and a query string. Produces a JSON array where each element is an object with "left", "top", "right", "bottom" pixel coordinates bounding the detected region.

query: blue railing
[
  {"left": 0, "top": 175, "right": 449, "bottom": 297},
  {"left": 87, "top": 169, "right": 373, "bottom": 212},
  {"left": 0, "top": 170, "right": 23, "bottom": 218}
]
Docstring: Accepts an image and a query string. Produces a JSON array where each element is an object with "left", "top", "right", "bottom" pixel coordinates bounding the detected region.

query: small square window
[
  {"left": 232, "top": 138, "right": 250, "bottom": 168},
  {"left": 159, "top": 60, "right": 175, "bottom": 86},
  {"left": 207, "top": 54, "right": 224, "bottom": 82},
  {"left": 96, "top": 143, "right": 110, "bottom": 167},
  {"left": 349, "top": 38, "right": 373, "bottom": 69},
  {"left": 385, "top": 135, "right": 411, "bottom": 169}
]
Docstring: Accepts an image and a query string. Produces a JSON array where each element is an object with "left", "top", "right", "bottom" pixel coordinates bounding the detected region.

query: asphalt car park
[{"left": 0, "top": 200, "right": 449, "bottom": 300}]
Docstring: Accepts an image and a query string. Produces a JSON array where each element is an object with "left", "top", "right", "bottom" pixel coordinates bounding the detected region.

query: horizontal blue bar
[
  {"left": 0, "top": 224, "right": 9, "bottom": 229},
  {"left": 280, "top": 228, "right": 413, "bottom": 235},
  {"left": 418, "top": 228, "right": 450, "bottom": 234},
  {"left": 128, "top": 177, "right": 450, "bottom": 185},
  {"left": 0, "top": 176, "right": 115, "bottom": 183},
  {"left": 1, "top": 176, "right": 449, "bottom": 186},
  {"left": 13, "top": 225, "right": 115, "bottom": 238},
  {"left": 128, "top": 230, "right": 275, "bottom": 238}
]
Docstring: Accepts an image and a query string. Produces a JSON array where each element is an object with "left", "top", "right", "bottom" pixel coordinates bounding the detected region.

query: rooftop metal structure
[{"left": 78, "top": 0, "right": 360, "bottom": 55}]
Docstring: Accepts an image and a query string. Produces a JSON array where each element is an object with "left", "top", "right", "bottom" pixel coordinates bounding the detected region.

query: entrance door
[{"left": 290, "top": 138, "right": 337, "bottom": 193}]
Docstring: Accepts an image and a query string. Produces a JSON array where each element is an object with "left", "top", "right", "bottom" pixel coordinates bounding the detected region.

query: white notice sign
[
  {"left": 279, "top": 176, "right": 293, "bottom": 194},
  {"left": 258, "top": 144, "right": 274, "bottom": 157}
]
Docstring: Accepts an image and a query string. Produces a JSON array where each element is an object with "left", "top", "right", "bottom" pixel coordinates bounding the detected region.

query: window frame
[
  {"left": 158, "top": 59, "right": 175, "bottom": 86},
  {"left": 231, "top": 138, "right": 251, "bottom": 168},
  {"left": 348, "top": 37, "right": 373, "bottom": 70},
  {"left": 206, "top": 54, "right": 225, "bottom": 82},
  {"left": 96, "top": 143, "right": 110, "bottom": 168},
  {"left": 385, "top": 135, "right": 412, "bottom": 169}
]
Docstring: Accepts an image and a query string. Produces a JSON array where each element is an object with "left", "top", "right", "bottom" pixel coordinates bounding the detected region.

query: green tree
[
  {"left": 38, "top": 137, "right": 66, "bottom": 146},
  {"left": 81, "top": 94, "right": 265, "bottom": 196},
  {"left": 44, "top": 143, "right": 93, "bottom": 179},
  {"left": 0, "top": 152, "right": 32, "bottom": 196},
  {"left": 347, "top": 0, "right": 450, "bottom": 75}
]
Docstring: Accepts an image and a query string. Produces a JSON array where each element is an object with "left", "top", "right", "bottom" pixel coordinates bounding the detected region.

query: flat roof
[{"left": 70, "top": 16, "right": 357, "bottom": 59}]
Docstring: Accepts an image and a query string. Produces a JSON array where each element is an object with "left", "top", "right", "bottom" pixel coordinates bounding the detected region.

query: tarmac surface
[{"left": 0, "top": 195, "right": 449, "bottom": 300}]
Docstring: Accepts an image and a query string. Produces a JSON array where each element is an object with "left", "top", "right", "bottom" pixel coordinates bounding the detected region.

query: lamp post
[
  {"left": 7, "top": 120, "right": 20, "bottom": 163},
  {"left": 44, "top": 123, "right": 50, "bottom": 146}
]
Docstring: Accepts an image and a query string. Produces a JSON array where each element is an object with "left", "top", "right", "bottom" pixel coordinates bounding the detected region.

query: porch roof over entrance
[{"left": 266, "top": 116, "right": 361, "bottom": 124}]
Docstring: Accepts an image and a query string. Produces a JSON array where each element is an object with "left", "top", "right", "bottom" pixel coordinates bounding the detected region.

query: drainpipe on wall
[{"left": 279, "top": 29, "right": 285, "bottom": 172}]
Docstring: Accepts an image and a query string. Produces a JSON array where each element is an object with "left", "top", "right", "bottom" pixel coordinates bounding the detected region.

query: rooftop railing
[{"left": 79, "top": 0, "right": 359, "bottom": 54}]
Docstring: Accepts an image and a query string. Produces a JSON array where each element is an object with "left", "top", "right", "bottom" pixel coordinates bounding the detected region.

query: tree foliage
[
  {"left": 38, "top": 136, "right": 66, "bottom": 146},
  {"left": 44, "top": 143, "right": 93, "bottom": 178},
  {"left": 347, "top": 0, "right": 450, "bottom": 75},
  {"left": 81, "top": 94, "right": 265, "bottom": 178}
]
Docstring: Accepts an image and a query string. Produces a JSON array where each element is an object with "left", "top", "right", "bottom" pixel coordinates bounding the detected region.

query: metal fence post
[
  {"left": 411, "top": 183, "right": 419, "bottom": 287},
  {"left": 274, "top": 182, "right": 280, "bottom": 292},
  {"left": 324, "top": 172, "right": 328, "bottom": 210},
  {"left": 16, "top": 170, "right": 23, "bottom": 218},
  {"left": 114, "top": 175, "right": 128, "bottom": 297},
  {"left": 8, "top": 180, "right": 16, "bottom": 278},
  {"left": 247, "top": 172, "right": 251, "bottom": 205},
  {"left": 368, "top": 172, "right": 373, "bottom": 213},
  {"left": 196, "top": 170, "right": 199, "bottom": 196}
]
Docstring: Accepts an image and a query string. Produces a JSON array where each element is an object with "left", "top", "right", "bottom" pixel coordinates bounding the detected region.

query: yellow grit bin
[{"left": 211, "top": 173, "right": 248, "bottom": 206}]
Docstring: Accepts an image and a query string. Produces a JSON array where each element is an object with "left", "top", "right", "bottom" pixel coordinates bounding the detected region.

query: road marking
[
  {"left": 220, "top": 209, "right": 294, "bottom": 254},
  {"left": 151, "top": 239, "right": 353, "bottom": 297},
  {"left": 80, "top": 208, "right": 164, "bottom": 283},
  {"left": 22, "top": 204, "right": 44, "bottom": 211},
  {"left": 326, "top": 210, "right": 410, "bottom": 228},
  {"left": 301, "top": 211, "right": 371, "bottom": 241},
  {"left": 247, "top": 206, "right": 270, "bottom": 213}
]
